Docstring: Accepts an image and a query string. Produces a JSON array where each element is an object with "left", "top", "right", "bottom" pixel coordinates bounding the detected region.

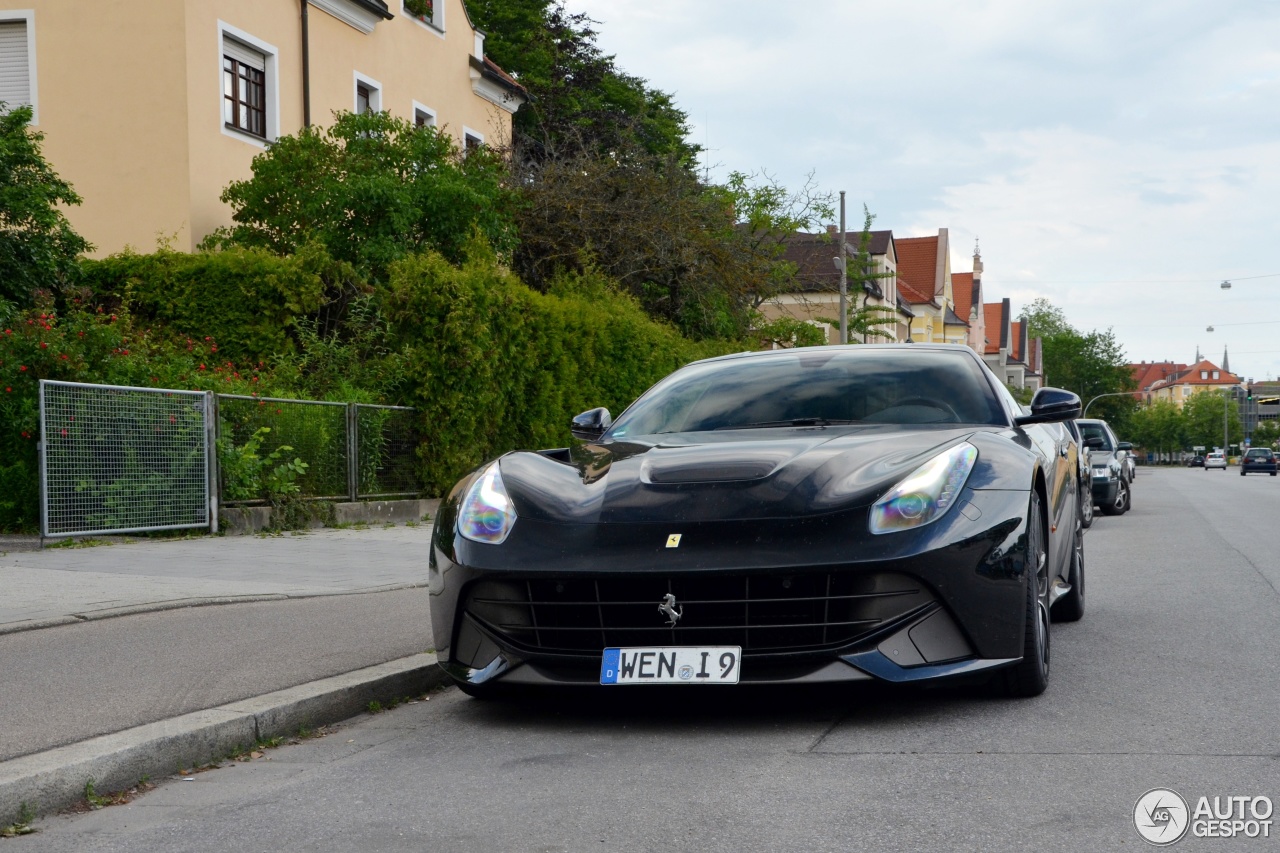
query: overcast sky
[{"left": 566, "top": 0, "right": 1280, "bottom": 382}]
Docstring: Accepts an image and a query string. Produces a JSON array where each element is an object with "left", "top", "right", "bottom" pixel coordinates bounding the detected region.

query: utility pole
[{"left": 838, "top": 191, "right": 848, "bottom": 345}]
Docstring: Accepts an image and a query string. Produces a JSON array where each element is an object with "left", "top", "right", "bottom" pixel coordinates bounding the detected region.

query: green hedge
[
  {"left": 383, "top": 242, "right": 739, "bottom": 494},
  {"left": 79, "top": 245, "right": 330, "bottom": 362}
]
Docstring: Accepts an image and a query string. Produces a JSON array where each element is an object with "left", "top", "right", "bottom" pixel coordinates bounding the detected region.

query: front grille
[{"left": 463, "top": 572, "right": 932, "bottom": 656}]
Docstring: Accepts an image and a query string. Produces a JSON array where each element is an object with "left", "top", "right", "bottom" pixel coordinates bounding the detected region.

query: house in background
[
  {"left": 982, "top": 298, "right": 1043, "bottom": 389},
  {"left": 760, "top": 227, "right": 904, "bottom": 344},
  {"left": 1143, "top": 359, "right": 1241, "bottom": 408},
  {"left": 896, "top": 229, "right": 968, "bottom": 346},
  {"left": 950, "top": 243, "right": 986, "bottom": 353},
  {"left": 0, "top": 0, "right": 524, "bottom": 256}
]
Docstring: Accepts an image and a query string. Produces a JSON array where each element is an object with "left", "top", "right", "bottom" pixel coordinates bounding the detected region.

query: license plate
[{"left": 600, "top": 647, "right": 741, "bottom": 684}]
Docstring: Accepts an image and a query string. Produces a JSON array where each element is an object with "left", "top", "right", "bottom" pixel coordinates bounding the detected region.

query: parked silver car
[{"left": 1077, "top": 418, "right": 1131, "bottom": 515}]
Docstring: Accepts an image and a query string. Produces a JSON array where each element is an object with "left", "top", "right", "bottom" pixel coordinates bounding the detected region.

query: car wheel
[
  {"left": 1053, "top": 512, "right": 1085, "bottom": 623},
  {"left": 1101, "top": 478, "right": 1129, "bottom": 516},
  {"left": 996, "top": 492, "right": 1050, "bottom": 697},
  {"left": 1080, "top": 483, "right": 1094, "bottom": 529}
]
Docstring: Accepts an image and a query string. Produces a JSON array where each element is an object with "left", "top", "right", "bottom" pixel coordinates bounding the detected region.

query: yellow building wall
[
  {"left": 23, "top": 0, "right": 516, "bottom": 256},
  {"left": 30, "top": 0, "right": 195, "bottom": 255}
]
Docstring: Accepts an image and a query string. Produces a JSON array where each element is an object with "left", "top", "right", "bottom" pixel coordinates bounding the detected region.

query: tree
[
  {"left": 203, "top": 111, "right": 517, "bottom": 282},
  {"left": 1182, "top": 390, "right": 1242, "bottom": 452},
  {"left": 512, "top": 154, "right": 834, "bottom": 340},
  {"left": 1018, "top": 299, "right": 1136, "bottom": 427},
  {"left": 1127, "top": 399, "right": 1185, "bottom": 455},
  {"left": 1251, "top": 418, "right": 1280, "bottom": 449},
  {"left": 464, "top": 0, "right": 697, "bottom": 165},
  {"left": 0, "top": 105, "right": 92, "bottom": 306}
]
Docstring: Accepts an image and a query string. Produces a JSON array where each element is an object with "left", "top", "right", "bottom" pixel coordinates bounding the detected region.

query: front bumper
[
  {"left": 429, "top": 488, "right": 1036, "bottom": 689},
  {"left": 1091, "top": 475, "right": 1118, "bottom": 505}
]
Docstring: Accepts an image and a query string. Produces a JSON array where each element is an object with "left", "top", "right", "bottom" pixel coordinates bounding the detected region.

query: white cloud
[{"left": 565, "top": 0, "right": 1280, "bottom": 378}]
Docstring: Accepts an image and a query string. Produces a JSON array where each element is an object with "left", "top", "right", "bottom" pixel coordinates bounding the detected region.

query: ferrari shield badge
[{"left": 666, "top": 533, "right": 682, "bottom": 548}]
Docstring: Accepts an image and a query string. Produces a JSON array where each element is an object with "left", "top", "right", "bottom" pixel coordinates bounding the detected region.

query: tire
[
  {"left": 1080, "top": 482, "right": 1094, "bottom": 529},
  {"left": 995, "top": 492, "right": 1050, "bottom": 697},
  {"left": 1101, "top": 478, "right": 1129, "bottom": 516},
  {"left": 1053, "top": 512, "right": 1085, "bottom": 623},
  {"left": 1242, "top": 470, "right": 1246, "bottom": 476}
]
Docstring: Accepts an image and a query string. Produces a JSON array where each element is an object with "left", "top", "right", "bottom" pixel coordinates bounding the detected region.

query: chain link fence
[
  {"left": 215, "top": 396, "right": 421, "bottom": 504},
  {"left": 39, "top": 381, "right": 423, "bottom": 536},
  {"left": 39, "top": 380, "right": 212, "bottom": 537}
]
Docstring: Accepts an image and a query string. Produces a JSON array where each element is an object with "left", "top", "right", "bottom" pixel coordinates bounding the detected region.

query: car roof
[{"left": 688, "top": 342, "right": 982, "bottom": 367}]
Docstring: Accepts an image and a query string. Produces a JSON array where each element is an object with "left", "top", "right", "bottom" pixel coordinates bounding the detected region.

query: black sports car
[{"left": 430, "top": 344, "right": 1085, "bottom": 698}]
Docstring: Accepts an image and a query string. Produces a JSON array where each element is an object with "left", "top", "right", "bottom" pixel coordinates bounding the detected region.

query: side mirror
[
  {"left": 1014, "top": 387, "right": 1082, "bottom": 426},
  {"left": 1083, "top": 436, "right": 1105, "bottom": 450},
  {"left": 1117, "top": 441, "right": 1133, "bottom": 451},
  {"left": 571, "top": 407, "right": 612, "bottom": 441}
]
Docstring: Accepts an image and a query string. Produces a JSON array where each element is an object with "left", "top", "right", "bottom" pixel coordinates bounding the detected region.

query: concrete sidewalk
[
  {"left": 0, "top": 524, "right": 450, "bottom": 826},
  {"left": 0, "top": 525, "right": 434, "bottom": 634}
]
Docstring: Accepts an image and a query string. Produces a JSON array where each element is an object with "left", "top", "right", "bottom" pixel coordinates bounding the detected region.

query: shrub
[
  {"left": 382, "top": 239, "right": 739, "bottom": 493},
  {"left": 79, "top": 244, "right": 335, "bottom": 363}
]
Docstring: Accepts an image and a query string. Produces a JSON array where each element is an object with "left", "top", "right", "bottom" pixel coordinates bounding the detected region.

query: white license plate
[{"left": 599, "top": 647, "right": 741, "bottom": 685}]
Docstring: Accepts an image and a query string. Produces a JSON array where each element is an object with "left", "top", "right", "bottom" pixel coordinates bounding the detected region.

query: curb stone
[{"left": 0, "top": 652, "right": 445, "bottom": 825}]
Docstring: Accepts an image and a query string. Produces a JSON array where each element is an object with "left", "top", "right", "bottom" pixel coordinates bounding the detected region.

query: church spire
[{"left": 1223, "top": 345, "right": 1230, "bottom": 374}]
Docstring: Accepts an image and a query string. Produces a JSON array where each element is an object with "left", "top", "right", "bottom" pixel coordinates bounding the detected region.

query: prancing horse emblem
[{"left": 658, "top": 593, "right": 683, "bottom": 627}]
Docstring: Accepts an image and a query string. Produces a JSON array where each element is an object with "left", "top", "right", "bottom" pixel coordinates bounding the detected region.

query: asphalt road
[{"left": 14, "top": 467, "right": 1280, "bottom": 851}]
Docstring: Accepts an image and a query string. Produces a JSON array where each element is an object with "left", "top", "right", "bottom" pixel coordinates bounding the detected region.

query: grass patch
[
  {"left": 0, "top": 803, "right": 36, "bottom": 837},
  {"left": 75, "top": 778, "right": 154, "bottom": 813}
]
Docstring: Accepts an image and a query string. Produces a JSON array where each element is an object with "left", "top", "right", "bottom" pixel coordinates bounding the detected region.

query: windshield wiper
[{"left": 714, "top": 417, "right": 860, "bottom": 430}]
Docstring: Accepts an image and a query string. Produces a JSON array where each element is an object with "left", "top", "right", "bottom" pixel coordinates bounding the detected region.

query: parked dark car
[
  {"left": 431, "top": 344, "right": 1086, "bottom": 700},
  {"left": 1241, "top": 447, "right": 1278, "bottom": 476},
  {"left": 1077, "top": 418, "right": 1130, "bottom": 515},
  {"left": 1187, "top": 455, "right": 1205, "bottom": 468}
]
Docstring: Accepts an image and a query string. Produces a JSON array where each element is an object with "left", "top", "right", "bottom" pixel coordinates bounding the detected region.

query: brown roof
[
  {"left": 952, "top": 272, "right": 974, "bottom": 320},
  {"left": 1010, "top": 321, "right": 1025, "bottom": 362},
  {"left": 1154, "top": 359, "right": 1241, "bottom": 388},
  {"left": 895, "top": 236, "right": 940, "bottom": 305},
  {"left": 778, "top": 230, "right": 893, "bottom": 293},
  {"left": 1129, "top": 361, "right": 1185, "bottom": 393},
  {"left": 983, "top": 302, "right": 1004, "bottom": 354}
]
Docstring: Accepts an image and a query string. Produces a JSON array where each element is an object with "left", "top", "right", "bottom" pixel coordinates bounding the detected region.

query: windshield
[
  {"left": 1079, "top": 422, "right": 1115, "bottom": 451},
  {"left": 606, "top": 348, "right": 1006, "bottom": 438}
]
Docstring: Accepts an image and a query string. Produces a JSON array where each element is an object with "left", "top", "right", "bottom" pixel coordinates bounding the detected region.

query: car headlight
[
  {"left": 869, "top": 443, "right": 978, "bottom": 535},
  {"left": 458, "top": 463, "right": 518, "bottom": 544}
]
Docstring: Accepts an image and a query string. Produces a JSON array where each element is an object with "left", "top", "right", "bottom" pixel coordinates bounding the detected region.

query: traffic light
[{"left": 1247, "top": 385, "right": 1254, "bottom": 401}]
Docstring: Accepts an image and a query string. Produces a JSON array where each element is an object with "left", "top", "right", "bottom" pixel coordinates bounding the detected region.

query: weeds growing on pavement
[
  {"left": 0, "top": 802, "right": 36, "bottom": 837},
  {"left": 76, "top": 777, "right": 154, "bottom": 813}
]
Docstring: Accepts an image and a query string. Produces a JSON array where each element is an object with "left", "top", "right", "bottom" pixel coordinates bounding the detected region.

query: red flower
[
  {"left": 39, "top": 342, "right": 47, "bottom": 349},
  {"left": 211, "top": 345, "right": 218, "bottom": 353},
  {"left": 60, "top": 354, "right": 68, "bottom": 360},
  {"left": 18, "top": 365, "right": 27, "bottom": 372},
  {"left": 121, "top": 349, "right": 129, "bottom": 355},
  {"left": 204, "top": 336, "right": 212, "bottom": 342},
  {"left": 60, "top": 428, "right": 67, "bottom": 437},
  {"left": 169, "top": 415, "right": 176, "bottom": 423},
  {"left": 4, "top": 387, "right": 10, "bottom": 393},
  {"left": 198, "top": 364, "right": 206, "bottom": 370}
]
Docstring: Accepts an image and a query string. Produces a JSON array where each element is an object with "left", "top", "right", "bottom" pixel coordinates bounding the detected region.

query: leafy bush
[
  {"left": 382, "top": 239, "right": 739, "bottom": 493},
  {"left": 217, "top": 427, "right": 309, "bottom": 502},
  {"left": 79, "top": 244, "right": 339, "bottom": 362}
]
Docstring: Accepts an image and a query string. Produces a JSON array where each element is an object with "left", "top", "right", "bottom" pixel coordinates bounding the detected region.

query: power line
[{"left": 984, "top": 272, "right": 1280, "bottom": 285}]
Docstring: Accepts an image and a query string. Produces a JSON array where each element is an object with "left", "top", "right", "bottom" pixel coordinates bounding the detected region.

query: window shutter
[
  {"left": 0, "top": 21, "right": 31, "bottom": 109},
  {"left": 222, "top": 36, "right": 265, "bottom": 72}
]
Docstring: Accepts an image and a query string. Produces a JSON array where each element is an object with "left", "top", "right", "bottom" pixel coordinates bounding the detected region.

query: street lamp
[{"left": 1083, "top": 391, "right": 1137, "bottom": 417}]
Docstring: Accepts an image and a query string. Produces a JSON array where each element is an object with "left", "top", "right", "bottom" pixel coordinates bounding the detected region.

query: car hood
[{"left": 497, "top": 426, "right": 1008, "bottom": 524}]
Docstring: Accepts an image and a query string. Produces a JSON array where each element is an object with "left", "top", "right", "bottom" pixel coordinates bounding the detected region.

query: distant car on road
[
  {"left": 1187, "top": 454, "right": 1205, "bottom": 468},
  {"left": 1240, "top": 447, "right": 1277, "bottom": 476},
  {"left": 1117, "top": 441, "right": 1137, "bottom": 480},
  {"left": 1204, "top": 452, "right": 1227, "bottom": 470}
]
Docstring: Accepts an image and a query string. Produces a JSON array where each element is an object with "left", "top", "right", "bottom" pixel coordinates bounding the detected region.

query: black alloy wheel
[
  {"left": 997, "top": 491, "right": 1050, "bottom": 697},
  {"left": 1052, "top": 511, "right": 1085, "bottom": 623}
]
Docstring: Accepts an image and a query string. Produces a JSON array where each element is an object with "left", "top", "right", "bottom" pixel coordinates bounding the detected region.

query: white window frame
[
  {"left": 462, "top": 125, "right": 483, "bottom": 151},
  {"left": 0, "top": 10, "right": 38, "bottom": 125},
  {"left": 218, "top": 21, "right": 279, "bottom": 147},
  {"left": 402, "top": 0, "right": 445, "bottom": 38},
  {"left": 353, "top": 71, "right": 382, "bottom": 114},
  {"left": 412, "top": 100, "right": 436, "bottom": 128}
]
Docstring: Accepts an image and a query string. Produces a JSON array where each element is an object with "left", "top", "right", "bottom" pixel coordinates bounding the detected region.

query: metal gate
[{"left": 38, "top": 380, "right": 214, "bottom": 538}]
